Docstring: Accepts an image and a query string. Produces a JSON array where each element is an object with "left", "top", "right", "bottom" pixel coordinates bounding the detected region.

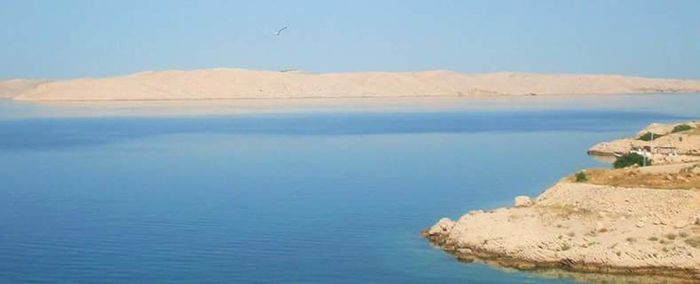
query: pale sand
[{"left": 2, "top": 69, "right": 700, "bottom": 102}]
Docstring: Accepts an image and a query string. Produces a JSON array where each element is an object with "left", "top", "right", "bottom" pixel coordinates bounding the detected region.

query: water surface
[{"left": 0, "top": 95, "right": 698, "bottom": 283}]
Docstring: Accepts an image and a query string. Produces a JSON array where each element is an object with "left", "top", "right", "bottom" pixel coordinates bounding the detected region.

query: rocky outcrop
[
  {"left": 426, "top": 121, "right": 700, "bottom": 281},
  {"left": 514, "top": 196, "right": 533, "bottom": 208},
  {"left": 587, "top": 121, "right": 700, "bottom": 164},
  {"left": 424, "top": 181, "right": 700, "bottom": 281}
]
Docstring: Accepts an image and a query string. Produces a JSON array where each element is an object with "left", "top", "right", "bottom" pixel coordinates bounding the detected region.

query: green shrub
[
  {"left": 637, "top": 132, "right": 663, "bottom": 141},
  {"left": 575, "top": 171, "right": 588, "bottom": 182},
  {"left": 560, "top": 243, "right": 571, "bottom": 251},
  {"left": 671, "top": 124, "right": 692, "bottom": 133},
  {"left": 613, "top": 153, "right": 650, "bottom": 168}
]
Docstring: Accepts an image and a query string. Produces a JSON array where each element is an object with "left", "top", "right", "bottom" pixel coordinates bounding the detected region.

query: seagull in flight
[{"left": 274, "top": 26, "right": 288, "bottom": 36}]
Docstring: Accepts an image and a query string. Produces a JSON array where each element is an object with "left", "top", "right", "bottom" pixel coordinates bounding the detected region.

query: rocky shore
[
  {"left": 588, "top": 121, "right": 700, "bottom": 164},
  {"left": 424, "top": 122, "right": 700, "bottom": 281}
]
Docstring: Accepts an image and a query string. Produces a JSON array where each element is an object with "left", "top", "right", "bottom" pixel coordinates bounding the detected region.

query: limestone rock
[
  {"left": 692, "top": 166, "right": 700, "bottom": 174},
  {"left": 425, "top": 179, "right": 700, "bottom": 280},
  {"left": 595, "top": 222, "right": 607, "bottom": 232},
  {"left": 674, "top": 220, "right": 687, "bottom": 229},
  {"left": 514, "top": 196, "right": 533, "bottom": 208},
  {"left": 428, "top": 218, "right": 455, "bottom": 235}
]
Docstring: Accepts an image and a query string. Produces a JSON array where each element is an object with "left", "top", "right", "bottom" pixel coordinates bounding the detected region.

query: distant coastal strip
[
  {"left": 424, "top": 121, "right": 700, "bottom": 281},
  {"left": 1, "top": 69, "right": 700, "bottom": 102}
]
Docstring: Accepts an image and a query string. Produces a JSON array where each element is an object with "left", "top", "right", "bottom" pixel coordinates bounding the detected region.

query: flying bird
[{"left": 274, "top": 26, "right": 288, "bottom": 36}]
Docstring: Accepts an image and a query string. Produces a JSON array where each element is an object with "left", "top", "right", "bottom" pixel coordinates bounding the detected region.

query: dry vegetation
[{"left": 570, "top": 164, "right": 700, "bottom": 190}]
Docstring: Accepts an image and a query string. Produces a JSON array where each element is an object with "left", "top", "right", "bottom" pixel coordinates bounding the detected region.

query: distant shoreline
[
  {"left": 2, "top": 93, "right": 699, "bottom": 120},
  {"left": 10, "top": 91, "right": 700, "bottom": 103},
  {"left": 2, "top": 69, "right": 699, "bottom": 103}
]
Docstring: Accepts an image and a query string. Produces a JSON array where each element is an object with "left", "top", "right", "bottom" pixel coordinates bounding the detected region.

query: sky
[{"left": 1, "top": 0, "right": 699, "bottom": 79}]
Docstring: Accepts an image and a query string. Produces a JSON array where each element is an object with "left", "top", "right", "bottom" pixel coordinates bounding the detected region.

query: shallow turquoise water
[{"left": 0, "top": 96, "right": 698, "bottom": 283}]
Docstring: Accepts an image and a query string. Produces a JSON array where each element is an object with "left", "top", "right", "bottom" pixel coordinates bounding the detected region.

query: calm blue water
[{"left": 0, "top": 97, "right": 698, "bottom": 283}]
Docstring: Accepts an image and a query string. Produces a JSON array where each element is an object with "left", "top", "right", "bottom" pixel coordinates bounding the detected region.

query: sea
[{"left": 0, "top": 94, "right": 698, "bottom": 283}]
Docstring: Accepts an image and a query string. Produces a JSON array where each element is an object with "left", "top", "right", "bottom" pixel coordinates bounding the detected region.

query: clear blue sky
[{"left": 1, "top": 0, "right": 699, "bottom": 79}]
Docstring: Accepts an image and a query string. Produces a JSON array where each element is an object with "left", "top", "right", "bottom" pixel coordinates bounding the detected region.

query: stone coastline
[{"left": 425, "top": 122, "right": 700, "bottom": 281}]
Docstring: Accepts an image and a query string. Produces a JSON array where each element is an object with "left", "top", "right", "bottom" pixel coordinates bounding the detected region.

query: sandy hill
[
  {"left": 0, "top": 79, "right": 49, "bottom": 99},
  {"left": 2, "top": 69, "right": 700, "bottom": 101}
]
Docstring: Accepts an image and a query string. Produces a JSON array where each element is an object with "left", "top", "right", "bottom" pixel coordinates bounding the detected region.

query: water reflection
[{"left": 0, "top": 110, "right": 687, "bottom": 151}]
